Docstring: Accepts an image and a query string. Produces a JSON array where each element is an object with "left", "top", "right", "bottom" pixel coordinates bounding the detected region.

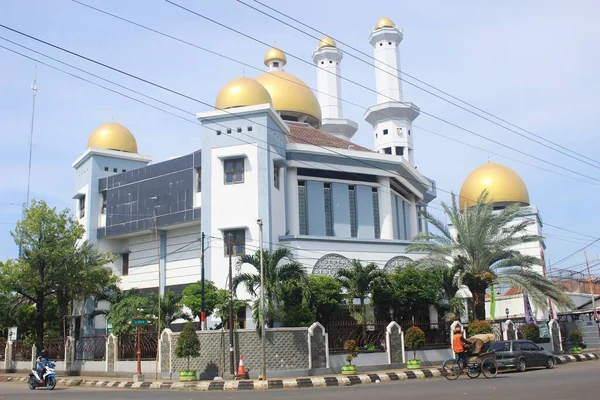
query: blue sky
[{"left": 1, "top": 0, "right": 599, "bottom": 274}]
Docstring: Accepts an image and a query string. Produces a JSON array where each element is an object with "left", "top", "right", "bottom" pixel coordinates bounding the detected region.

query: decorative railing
[
  {"left": 326, "top": 321, "right": 388, "bottom": 354},
  {"left": 118, "top": 331, "right": 158, "bottom": 361},
  {"left": 75, "top": 336, "right": 107, "bottom": 361},
  {"left": 12, "top": 340, "right": 32, "bottom": 361},
  {"left": 0, "top": 339, "right": 5, "bottom": 361},
  {"left": 401, "top": 321, "right": 452, "bottom": 349},
  {"left": 45, "top": 338, "right": 66, "bottom": 361}
]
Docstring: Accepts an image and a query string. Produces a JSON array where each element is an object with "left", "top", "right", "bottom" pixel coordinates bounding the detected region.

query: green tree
[
  {"left": 0, "top": 200, "right": 114, "bottom": 351},
  {"left": 432, "top": 265, "right": 464, "bottom": 321},
  {"left": 307, "top": 275, "right": 342, "bottom": 326},
  {"left": 372, "top": 266, "right": 439, "bottom": 321},
  {"left": 213, "top": 289, "right": 247, "bottom": 329},
  {"left": 106, "top": 295, "right": 154, "bottom": 336},
  {"left": 149, "top": 290, "right": 191, "bottom": 331},
  {"left": 175, "top": 321, "right": 201, "bottom": 370},
  {"left": 234, "top": 248, "right": 307, "bottom": 328},
  {"left": 336, "top": 260, "right": 384, "bottom": 323},
  {"left": 279, "top": 280, "right": 313, "bottom": 327},
  {"left": 181, "top": 280, "right": 221, "bottom": 319},
  {"left": 408, "top": 191, "right": 574, "bottom": 320}
]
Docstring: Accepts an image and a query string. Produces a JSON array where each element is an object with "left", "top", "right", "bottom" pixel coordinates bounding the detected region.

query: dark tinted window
[{"left": 489, "top": 342, "right": 510, "bottom": 352}]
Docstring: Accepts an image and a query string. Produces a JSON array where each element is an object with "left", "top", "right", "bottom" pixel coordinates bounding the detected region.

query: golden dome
[
  {"left": 459, "top": 162, "right": 530, "bottom": 210},
  {"left": 375, "top": 16, "right": 395, "bottom": 30},
  {"left": 318, "top": 36, "right": 336, "bottom": 49},
  {"left": 87, "top": 122, "right": 138, "bottom": 153},
  {"left": 255, "top": 70, "right": 322, "bottom": 128},
  {"left": 215, "top": 77, "right": 272, "bottom": 110},
  {"left": 264, "top": 47, "right": 287, "bottom": 67}
]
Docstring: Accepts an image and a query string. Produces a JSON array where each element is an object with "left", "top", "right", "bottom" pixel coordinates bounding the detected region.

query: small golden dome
[
  {"left": 87, "top": 122, "right": 138, "bottom": 153},
  {"left": 375, "top": 16, "right": 395, "bottom": 30},
  {"left": 215, "top": 77, "right": 272, "bottom": 110},
  {"left": 459, "top": 162, "right": 530, "bottom": 210},
  {"left": 264, "top": 47, "right": 287, "bottom": 67},
  {"left": 318, "top": 36, "right": 336, "bottom": 49},
  {"left": 255, "top": 70, "right": 322, "bottom": 128}
]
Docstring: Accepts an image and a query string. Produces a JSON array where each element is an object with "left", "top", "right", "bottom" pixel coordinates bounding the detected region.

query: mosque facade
[{"left": 72, "top": 17, "right": 439, "bottom": 333}]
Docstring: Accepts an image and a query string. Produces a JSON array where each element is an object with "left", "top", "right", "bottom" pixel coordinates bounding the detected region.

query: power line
[
  {"left": 65, "top": 3, "right": 600, "bottom": 187},
  {"left": 550, "top": 237, "right": 600, "bottom": 268},
  {"left": 236, "top": 0, "right": 600, "bottom": 169},
  {"left": 157, "top": 2, "right": 600, "bottom": 183},
  {"left": 1, "top": 32, "right": 595, "bottom": 266}
]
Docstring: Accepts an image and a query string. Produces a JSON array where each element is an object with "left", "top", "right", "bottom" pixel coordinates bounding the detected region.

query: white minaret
[
  {"left": 312, "top": 36, "right": 358, "bottom": 141},
  {"left": 364, "top": 17, "right": 420, "bottom": 165}
]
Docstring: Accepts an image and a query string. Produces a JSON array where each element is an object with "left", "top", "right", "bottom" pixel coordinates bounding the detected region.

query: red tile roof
[{"left": 286, "top": 123, "right": 373, "bottom": 153}]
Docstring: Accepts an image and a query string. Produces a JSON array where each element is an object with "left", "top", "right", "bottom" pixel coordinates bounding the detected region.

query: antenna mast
[{"left": 26, "top": 65, "right": 38, "bottom": 208}]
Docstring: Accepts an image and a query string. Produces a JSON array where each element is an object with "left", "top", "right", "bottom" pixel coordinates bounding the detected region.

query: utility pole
[
  {"left": 228, "top": 233, "right": 235, "bottom": 376},
  {"left": 201, "top": 232, "right": 206, "bottom": 330},
  {"left": 257, "top": 219, "right": 266, "bottom": 380},
  {"left": 584, "top": 251, "right": 598, "bottom": 322},
  {"left": 153, "top": 210, "right": 161, "bottom": 380}
]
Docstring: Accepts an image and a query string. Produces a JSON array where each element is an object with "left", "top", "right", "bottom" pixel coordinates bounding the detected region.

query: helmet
[{"left": 40, "top": 349, "right": 48, "bottom": 358}]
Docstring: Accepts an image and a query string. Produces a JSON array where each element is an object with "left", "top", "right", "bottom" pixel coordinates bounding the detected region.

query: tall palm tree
[
  {"left": 336, "top": 260, "right": 384, "bottom": 324},
  {"left": 233, "top": 248, "right": 307, "bottom": 328},
  {"left": 408, "top": 191, "right": 573, "bottom": 320}
]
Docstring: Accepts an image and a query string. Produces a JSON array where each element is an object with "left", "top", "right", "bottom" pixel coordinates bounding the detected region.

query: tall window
[
  {"left": 324, "top": 183, "right": 333, "bottom": 236},
  {"left": 224, "top": 229, "right": 245, "bottom": 257},
  {"left": 384, "top": 147, "right": 392, "bottom": 154},
  {"left": 101, "top": 192, "right": 107, "bottom": 214},
  {"left": 224, "top": 158, "right": 244, "bottom": 184},
  {"left": 395, "top": 146, "right": 404, "bottom": 156},
  {"left": 79, "top": 196, "right": 86, "bottom": 219},
  {"left": 372, "top": 188, "right": 380, "bottom": 239},
  {"left": 196, "top": 167, "right": 202, "bottom": 192},
  {"left": 274, "top": 164, "right": 280, "bottom": 190},
  {"left": 298, "top": 181, "right": 307, "bottom": 235},
  {"left": 122, "top": 253, "right": 129, "bottom": 276},
  {"left": 349, "top": 185, "right": 357, "bottom": 238}
]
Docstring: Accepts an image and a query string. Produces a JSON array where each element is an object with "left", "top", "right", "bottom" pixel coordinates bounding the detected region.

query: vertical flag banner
[
  {"left": 523, "top": 294, "right": 535, "bottom": 324},
  {"left": 490, "top": 283, "right": 496, "bottom": 321}
]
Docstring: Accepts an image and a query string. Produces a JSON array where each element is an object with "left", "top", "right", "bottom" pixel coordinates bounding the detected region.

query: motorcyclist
[{"left": 34, "top": 349, "right": 50, "bottom": 382}]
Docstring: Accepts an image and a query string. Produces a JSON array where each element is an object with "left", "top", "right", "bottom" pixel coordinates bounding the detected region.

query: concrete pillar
[
  {"left": 408, "top": 194, "right": 419, "bottom": 240},
  {"left": 385, "top": 321, "right": 405, "bottom": 364},
  {"left": 308, "top": 323, "right": 328, "bottom": 369},
  {"left": 285, "top": 168, "right": 299, "bottom": 236},
  {"left": 106, "top": 334, "right": 116, "bottom": 372},
  {"left": 3, "top": 341, "right": 12, "bottom": 372},
  {"left": 64, "top": 337, "right": 75, "bottom": 375},
  {"left": 377, "top": 176, "right": 394, "bottom": 239}
]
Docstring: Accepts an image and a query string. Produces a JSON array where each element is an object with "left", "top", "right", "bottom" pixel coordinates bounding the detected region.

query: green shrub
[
  {"left": 405, "top": 326, "right": 426, "bottom": 360},
  {"left": 521, "top": 324, "right": 540, "bottom": 342},
  {"left": 175, "top": 321, "right": 201, "bottom": 370},
  {"left": 468, "top": 320, "right": 493, "bottom": 335},
  {"left": 568, "top": 329, "right": 583, "bottom": 346}
]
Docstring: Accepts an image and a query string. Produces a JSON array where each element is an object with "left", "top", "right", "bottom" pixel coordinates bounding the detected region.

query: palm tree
[
  {"left": 432, "top": 265, "right": 464, "bottom": 321},
  {"left": 234, "top": 248, "right": 307, "bottom": 328},
  {"left": 336, "top": 260, "right": 385, "bottom": 324},
  {"left": 407, "top": 191, "right": 574, "bottom": 320}
]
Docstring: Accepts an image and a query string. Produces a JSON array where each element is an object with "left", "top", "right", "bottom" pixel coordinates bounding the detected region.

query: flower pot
[
  {"left": 571, "top": 347, "right": 583, "bottom": 354},
  {"left": 179, "top": 370, "right": 197, "bottom": 381},
  {"left": 341, "top": 365, "right": 357, "bottom": 375},
  {"left": 406, "top": 359, "right": 421, "bottom": 370}
]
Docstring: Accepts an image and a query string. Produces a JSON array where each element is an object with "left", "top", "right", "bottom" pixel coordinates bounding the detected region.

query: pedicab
[{"left": 443, "top": 333, "right": 499, "bottom": 380}]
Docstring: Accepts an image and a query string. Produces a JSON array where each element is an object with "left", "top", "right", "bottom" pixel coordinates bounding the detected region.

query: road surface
[{"left": 0, "top": 361, "right": 597, "bottom": 399}]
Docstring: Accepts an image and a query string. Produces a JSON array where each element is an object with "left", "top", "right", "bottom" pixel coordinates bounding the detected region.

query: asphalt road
[{"left": 0, "top": 361, "right": 598, "bottom": 400}]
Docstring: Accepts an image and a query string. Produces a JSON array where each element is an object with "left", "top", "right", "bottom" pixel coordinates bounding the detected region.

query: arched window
[
  {"left": 384, "top": 256, "right": 412, "bottom": 272},
  {"left": 312, "top": 253, "right": 351, "bottom": 276}
]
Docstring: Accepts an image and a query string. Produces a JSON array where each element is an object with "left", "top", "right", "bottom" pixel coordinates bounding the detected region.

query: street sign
[
  {"left": 538, "top": 323, "right": 550, "bottom": 339},
  {"left": 7, "top": 327, "right": 17, "bottom": 341},
  {"left": 131, "top": 319, "right": 149, "bottom": 326}
]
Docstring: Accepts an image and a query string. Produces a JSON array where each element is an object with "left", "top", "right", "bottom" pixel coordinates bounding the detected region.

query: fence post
[
  {"left": 385, "top": 321, "right": 405, "bottom": 365},
  {"left": 307, "top": 322, "right": 328, "bottom": 370},
  {"left": 548, "top": 319, "right": 563, "bottom": 354},
  {"left": 106, "top": 334, "right": 116, "bottom": 373},
  {"left": 3, "top": 341, "right": 11, "bottom": 372},
  {"left": 159, "top": 329, "right": 173, "bottom": 375},
  {"left": 64, "top": 337, "right": 75, "bottom": 375}
]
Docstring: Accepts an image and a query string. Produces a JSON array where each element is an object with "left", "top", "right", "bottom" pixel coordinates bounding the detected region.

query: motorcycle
[{"left": 28, "top": 361, "right": 57, "bottom": 390}]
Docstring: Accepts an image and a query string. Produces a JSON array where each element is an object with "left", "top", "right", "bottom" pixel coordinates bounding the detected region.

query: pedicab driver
[{"left": 452, "top": 326, "right": 471, "bottom": 369}]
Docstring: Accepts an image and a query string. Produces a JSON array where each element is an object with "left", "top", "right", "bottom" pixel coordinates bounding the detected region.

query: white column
[
  {"left": 377, "top": 176, "right": 394, "bottom": 239},
  {"left": 408, "top": 195, "right": 419, "bottom": 240},
  {"left": 370, "top": 29, "right": 403, "bottom": 104},
  {"left": 313, "top": 50, "right": 343, "bottom": 119},
  {"left": 285, "top": 167, "right": 299, "bottom": 236}
]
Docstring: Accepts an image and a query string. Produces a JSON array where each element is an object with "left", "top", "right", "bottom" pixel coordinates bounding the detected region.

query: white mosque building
[{"left": 71, "top": 17, "right": 438, "bottom": 334}]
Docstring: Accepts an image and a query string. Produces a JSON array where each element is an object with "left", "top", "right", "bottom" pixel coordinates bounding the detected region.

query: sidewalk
[{"left": 1, "top": 353, "right": 597, "bottom": 391}]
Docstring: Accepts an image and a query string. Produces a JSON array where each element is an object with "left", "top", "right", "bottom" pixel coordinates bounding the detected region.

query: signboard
[
  {"left": 7, "top": 327, "right": 17, "bottom": 341},
  {"left": 538, "top": 323, "right": 550, "bottom": 339},
  {"left": 131, "top": 319, "right": 149, "bottom": 326}
]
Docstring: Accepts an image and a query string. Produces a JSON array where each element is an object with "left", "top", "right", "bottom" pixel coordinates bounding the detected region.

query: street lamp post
[
  {"left": 257, "top": 218, "right": 266, "bottom": 380},
  {"left": 227, "top": 233, "right": 235, "bottom": 376}
]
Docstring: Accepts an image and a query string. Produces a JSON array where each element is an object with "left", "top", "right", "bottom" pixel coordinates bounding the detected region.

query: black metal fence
[
  {"left": 118, "top": 331, "right": 158, "bottom": 361},
  {"left": 45, "top": 338, "right": 66, "bottom": 361},
  {"left": 0, "top": 339, "right": 5, "bottom": 361},
  {"left": 12, "top": 341, "right": 32, "bottom": 361},
  {"left": 75, "top": 336, "right": 107, "bottom": 361}
]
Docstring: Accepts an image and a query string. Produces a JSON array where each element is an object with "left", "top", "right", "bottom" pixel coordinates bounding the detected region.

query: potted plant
[
  {"left": 568, "top": 329, "right": 584, "bottom": 354},
  {"left": 364, "top": 343, "right": 376, "bottom": 353},
  {"left": 405, "top": 326, "right": 425, "bottom": 370},
  {"left": 175, "top": 321, "right": 201, "bottom": 381},
  {"left": 341, "top": 339, "right": 359, "bottom": 375}
]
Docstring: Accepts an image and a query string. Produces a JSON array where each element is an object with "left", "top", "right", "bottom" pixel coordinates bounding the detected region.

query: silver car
[{"left": 489, "top": 340, "right": 556, "bottom": 372}]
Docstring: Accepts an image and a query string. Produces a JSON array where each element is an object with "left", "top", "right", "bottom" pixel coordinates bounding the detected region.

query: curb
[{"left": 0, "top": 353, "right": 596, "bottom": 391}]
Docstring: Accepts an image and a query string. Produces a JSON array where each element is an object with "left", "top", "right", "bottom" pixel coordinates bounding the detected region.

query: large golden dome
[
  {"left": 375, "top": 16, "right": 395, "bottom": 30},
  {"left": 318, "top": 36, "right": 336, "bottom": 49},
  {"left": 87, "top": 122, "right": 138, "bottom": 153},
  {"left": 215, "top": 77, "right": 272, "bottom": 110},
  {"left": 264, "top": 47, "right": 287, "bottom": 67},
  {"left": 255, "top": 70, "right": 322, "bottom": 128},
  {"left": 459, "top": 162, "right": 530, "bottom": 210}
]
